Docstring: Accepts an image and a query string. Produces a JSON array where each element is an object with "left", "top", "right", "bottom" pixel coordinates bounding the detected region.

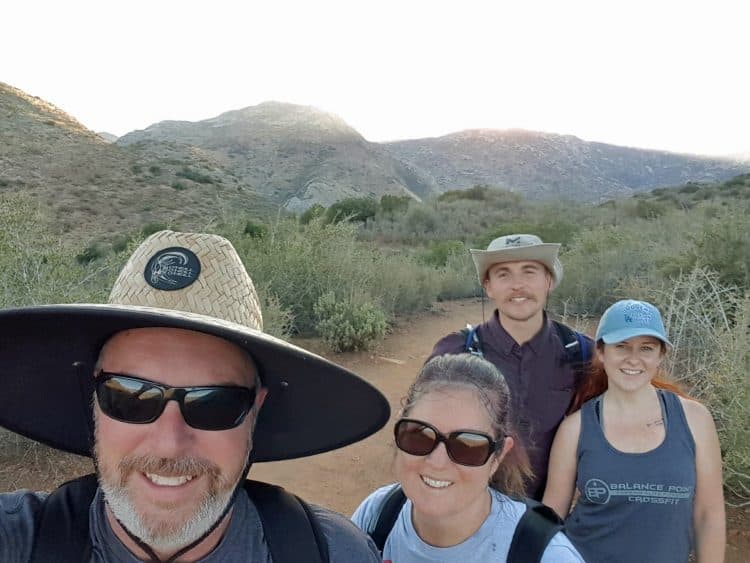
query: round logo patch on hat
[{"left": 145, "top": 247, "right": 201, "bottom": 291}]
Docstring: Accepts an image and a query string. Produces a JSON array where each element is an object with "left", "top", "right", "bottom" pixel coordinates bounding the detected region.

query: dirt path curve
[{"left": 250, "top": 298, "right": 488, "bottom": 515}]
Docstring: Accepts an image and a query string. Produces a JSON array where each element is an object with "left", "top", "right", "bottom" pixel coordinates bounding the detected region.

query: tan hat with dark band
[{"left": 470, "top": 233, "right": 563, "bottom": 289}]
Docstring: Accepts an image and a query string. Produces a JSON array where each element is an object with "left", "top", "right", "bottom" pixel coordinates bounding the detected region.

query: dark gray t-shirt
[
  {"left": 0, "top": 486, "right": 380, "bottom": 562},
  {"left": 566, "top": 390, "right": 696, "bottom": 563}
]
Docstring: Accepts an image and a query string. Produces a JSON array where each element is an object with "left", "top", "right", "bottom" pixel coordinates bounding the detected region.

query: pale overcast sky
[{"left": 3, "top": 0, "right": 748, "bottom": 156}]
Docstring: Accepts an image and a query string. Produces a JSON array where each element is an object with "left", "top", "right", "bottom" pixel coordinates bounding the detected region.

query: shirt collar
[{"left": 489, "top": 310, "right": 552, "bottom": 355}]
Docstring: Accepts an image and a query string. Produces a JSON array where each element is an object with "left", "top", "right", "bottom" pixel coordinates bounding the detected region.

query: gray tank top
[{"left": 565, "top": 390, "right": 696, "bottom": 563}]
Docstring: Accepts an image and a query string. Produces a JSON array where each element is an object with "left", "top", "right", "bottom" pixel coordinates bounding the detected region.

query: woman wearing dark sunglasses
[{"left": 352, "top": 354, "right": 584, "bottom": 562}]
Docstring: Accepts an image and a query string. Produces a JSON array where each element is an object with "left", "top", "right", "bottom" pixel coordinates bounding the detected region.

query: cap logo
[
  {"left": 505, "top": 236, "right": 522, "bottom": 246},
  {"left": 622, "top": 302, "right": 654, "bottom": 325},
  {"left": 145, "top": 247, "right": 201, "bottom": 291}
]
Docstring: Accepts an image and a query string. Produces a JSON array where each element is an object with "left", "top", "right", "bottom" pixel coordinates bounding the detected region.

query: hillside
[
  {"left": 630, "top": 173, "right": 750, "bottom": 209},
  {"left": 3, "top": 81, "right": 749, "bottom": 244},
  {"left": 384, "top": 129, "right": 750, "bottom": 202},
  {"left": 117, "top": 102, "right": 437, "bottom": 212},
  {"left": 0, "top": 82, "right": 276, "bottom": 240}
]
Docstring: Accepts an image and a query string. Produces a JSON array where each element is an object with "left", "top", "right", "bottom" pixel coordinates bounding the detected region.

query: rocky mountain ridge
[
  {"left": 118, "top": 101, "right": 437, "bottom": 212},
  {"left": 384, "top": 129, "right": 749, "bottom": 201},
  {"left": 2, "top": 81, "right": 749, "bottom": 241}
]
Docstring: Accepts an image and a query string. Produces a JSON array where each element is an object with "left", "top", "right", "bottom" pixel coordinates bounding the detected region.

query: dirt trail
[{"left": 250, "top": 298, "right": 488, "bottom": 514}]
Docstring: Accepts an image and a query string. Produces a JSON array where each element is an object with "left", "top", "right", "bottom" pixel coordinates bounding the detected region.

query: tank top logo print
[{"left": 584, "top": 478, "right": 694, "bottom": 505}]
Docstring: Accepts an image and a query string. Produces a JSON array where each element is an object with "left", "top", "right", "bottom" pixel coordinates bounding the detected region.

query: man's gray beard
[{"left": 99, "top": 475, "right": 236, "bottom": 553}]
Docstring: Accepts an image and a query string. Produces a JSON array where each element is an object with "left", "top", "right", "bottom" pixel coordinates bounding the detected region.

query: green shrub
[
  {"left": 437, "top": 251, "right": 481, "bottom": 300},
  {"left": 325, "top": 197, "right": 378, "bottom": 224},
  {"left": 140, "top": 222, "right": 169, "bottom": 238},
  {"left": 630, "top": 199, "right": 667, "bottom": 219},
  {"left": 664, "top": 210, "right": 750, "bottom": 288},
  {"left": 243, "top": 220, "right": 267, "bottom": 239},
  {"left": 171, "top": 180, "right": 188, "bottom": 191},
  {"left": 176, "top": 167, "right": 214, "bottom": 184},
  {"left": 256, "top": 287, "right": 294, "bottom": 339},
  {"left": 438, "top": 185, "right": 492, "bottom": 202},
  {"left": 478, "top": 218, "right": 581, "bottom": 249},
  {"left": 232, "top": 217, "right": 378, "bottom": 334},
  {"left": 149, "top": 165, "right": 162, "bottom": 176},
  {"left": 553, "top": 225, "right": 659, "bottom": 314},
  {"left": 76, "top": 243, "right": 105, "bottom": 264},
  {"left": 111, "top": 236, "right": 130, "bottom": 254},
  {"left": 679, "top": 183, "right": 701, "bottom": 194},
  {"left": 369, "top": 253, "right": 440, "bottom": 316},
  {"left": 0, "top": 194, "right": 120, "bottom": 306},
  {"left": 314, "top": 291, "right": 387, "bottom": 352},
  {"left": 403, "top": 205, "right": 439, "bottom": 235},
  {"left": 299, "top": 204, "right": 325, "bottom": 224},
  {"left": 380, "top": 194, "right": 411, "bottom": 215},
  {"left": 724, "top": 174, "right": 750, "bottom": 188},
  {"left": 421, "top": 240, "right": 465, "bottom": 267}
]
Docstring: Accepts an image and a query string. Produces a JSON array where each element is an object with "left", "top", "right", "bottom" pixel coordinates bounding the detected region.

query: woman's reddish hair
[{"left": 569, "top": 342, "right": 689, "bottom": 413}]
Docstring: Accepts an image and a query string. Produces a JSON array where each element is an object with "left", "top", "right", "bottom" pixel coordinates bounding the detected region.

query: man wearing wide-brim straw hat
[
  {"left": 0, "top": 230, "right": 388, "bottom": 562},
  {"left": 427, "top": 233, "right": 593, "bottom": 501}
]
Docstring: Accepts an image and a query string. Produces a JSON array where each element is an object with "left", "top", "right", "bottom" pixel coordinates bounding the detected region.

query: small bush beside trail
[{"left": 314, "top": 292, "right": 387, "bottom": 352}]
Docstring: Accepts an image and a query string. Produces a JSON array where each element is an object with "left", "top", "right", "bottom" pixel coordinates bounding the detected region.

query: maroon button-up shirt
[{"left": 428, "top": 310, "right": 589, "bottom": 500}]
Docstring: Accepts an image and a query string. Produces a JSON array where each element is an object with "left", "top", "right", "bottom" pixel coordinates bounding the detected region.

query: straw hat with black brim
[{"left": 0, "top": 230, "right": 390, "bottom": 461}]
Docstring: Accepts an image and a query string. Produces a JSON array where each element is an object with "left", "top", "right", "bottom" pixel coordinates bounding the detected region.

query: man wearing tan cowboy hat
[
  {"left": 0, "top": 230, "right": 388, "bottom": 562},
  {"left": 427, "top": 234, "right": 592, "bottom": 500}
]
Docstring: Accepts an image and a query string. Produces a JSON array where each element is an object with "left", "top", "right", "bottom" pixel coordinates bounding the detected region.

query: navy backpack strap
[
  {"left": 244, "top": 479, "right": 328, "bottom": 563},
  {"left": 460, "top": 324, "right": 483, "bottom": 357},
  {"left": 368, "top": 484, "right": 407, "bottom": 551},
  {"left": 552, "top": 320, "right": 592, "bottom": 377},
  {"left": 31, "top": 473, "right": 98, "bottom": 563},
  {"left": 576, "top": 330, "right": 591, "bottom": 364},
  {"left": 507, "top": 497, "right": 565, "bottom": 563},
  {"left": 552, "top": 320, "right": 582, "bottom": 363}
]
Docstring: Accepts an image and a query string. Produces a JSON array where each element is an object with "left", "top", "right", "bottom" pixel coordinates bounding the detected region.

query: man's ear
[{"left": 255, "top": 387, "right": 269, "bottom": 411}]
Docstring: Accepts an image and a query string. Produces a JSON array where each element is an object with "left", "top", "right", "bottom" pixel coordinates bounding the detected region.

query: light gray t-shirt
[
  {"left": 0, "top": 486, "right": 380, "bottom": 562},
  {"left": 352, "top": 484, "right": 584, "bottom": 563}
]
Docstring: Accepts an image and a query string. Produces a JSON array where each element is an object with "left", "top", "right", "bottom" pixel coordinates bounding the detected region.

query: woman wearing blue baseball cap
[{"left": 542, "top": 299, "right": 725, "bottom": 563}]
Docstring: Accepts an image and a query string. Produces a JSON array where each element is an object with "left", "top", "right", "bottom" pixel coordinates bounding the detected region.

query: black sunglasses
[
  {"left": 394, "top": 418, "right": 502, "bottom": 467},
  {"left": 95, "top": 372, "right": 257, "bottom": 431}
]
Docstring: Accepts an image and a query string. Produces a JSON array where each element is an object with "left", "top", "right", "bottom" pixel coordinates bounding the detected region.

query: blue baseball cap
[{"left": 595, "top": 299, "right": 672, "bottom": 346}]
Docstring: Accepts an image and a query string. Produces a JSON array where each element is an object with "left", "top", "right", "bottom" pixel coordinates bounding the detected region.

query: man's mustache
[{"left": 116, "top": 455, "right": 221, "bottom": 485}]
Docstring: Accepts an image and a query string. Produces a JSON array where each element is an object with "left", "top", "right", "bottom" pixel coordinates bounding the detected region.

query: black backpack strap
[
  {"left": 31, "top": 473, "right": 98, "bottom": 563},
  {"left": 244, "top": 479, "right": 328, "bottom": 563},
  {"left": 552, "top": 320, "right": 583, "bottom": 363},
  {"left": 460, "top": 324, "right": 484, "bottom": 357},
  {"left": 367, "top": 484, "right": 407, "bottom": 551},
  {"left": 552, "top": 321, "right": 592, "bottom": 375},
  {"left": 31, "top": 475, "right": 328, "bottom": 563},
  {"left": 507, "top": 497, "right": 565, "bottom": 563}
]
